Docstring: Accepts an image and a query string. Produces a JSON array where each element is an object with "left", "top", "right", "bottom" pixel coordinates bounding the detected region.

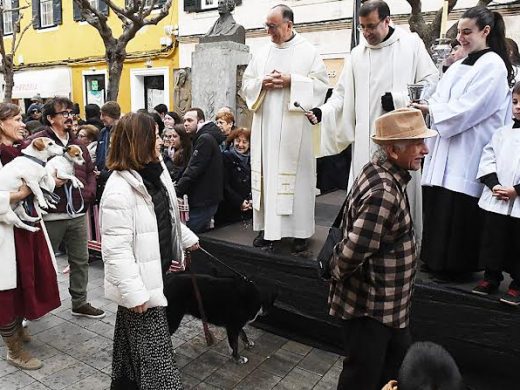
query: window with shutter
[
  {"left": 73, "top": 0, "right": 108, "bottom": 23},
  {"left": 12, "top": 0, "right": 19, "bottom": 32},
  {"left": 31, "top": 0, "right": 40, "bottom": 29},
  {"left": 52, "top": 0, "right": 61, "bottom": 25},
  {"left": 184, "top": 0, "right": 200, "bottom": 13},
  {"left": 2, "top": 0, "right": 13, "bottom": 35},
  {"left": 40, "top": 0, "right": 54, "bottom": 27}
]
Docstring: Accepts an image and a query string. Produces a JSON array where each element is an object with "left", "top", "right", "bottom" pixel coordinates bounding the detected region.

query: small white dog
[
  {"left": 46, "top": 144, "right": 85, "bottom": 189},
  {"left": 0, "top": 137, "right": 64, "bottom": 232}
]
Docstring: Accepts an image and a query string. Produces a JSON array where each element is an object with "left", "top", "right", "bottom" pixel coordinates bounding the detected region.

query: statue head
[{"left": 218, "top": 0, "right": 235, "bottom": 14}]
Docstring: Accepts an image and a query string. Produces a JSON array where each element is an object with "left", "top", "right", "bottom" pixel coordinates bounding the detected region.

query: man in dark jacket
[
  {"left": 30, "top": 96, "right": 105, "bottom": 319},
  {"left": 176, "top": 107, "right": 224, "bottom": 233},
  {"left": 95, "top": 101, "right": 121, "bottom": 202}
]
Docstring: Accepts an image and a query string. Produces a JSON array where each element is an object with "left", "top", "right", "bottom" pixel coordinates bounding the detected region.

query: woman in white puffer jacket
[{"left": 100, "top": 112, "right": 198, "bottom": 390}]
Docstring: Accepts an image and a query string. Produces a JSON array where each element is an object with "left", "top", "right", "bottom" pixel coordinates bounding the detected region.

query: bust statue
[{"left": 200, "top": 0, "right": 245, "bottom": 44}]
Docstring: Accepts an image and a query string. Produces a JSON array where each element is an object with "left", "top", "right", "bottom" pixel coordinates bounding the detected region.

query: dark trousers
[
  {"left": 187, "top": 204, "right": 218, "bottom": 234},
  {"left": 337, "top": 317, "right": 411, "bottom": 390},
  {"left": 480, "top": 210, "right": 520, "bottom": 289}
]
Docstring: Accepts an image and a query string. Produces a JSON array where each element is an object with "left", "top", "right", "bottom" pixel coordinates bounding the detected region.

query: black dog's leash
[
  {"left": 199, "top": 247, "right": 250, "bottom": 282},
  {"left": 185, "top": 250, "right": 215, "bottom": 347}
]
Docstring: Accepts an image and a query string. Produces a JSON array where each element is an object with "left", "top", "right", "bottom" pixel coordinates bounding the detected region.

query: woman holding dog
[
  {"left": 100, "top": 112, "right": 199, "bottom": 390},
  {"left": 0, "top": 102, "right": 61, "bottom": 370}
]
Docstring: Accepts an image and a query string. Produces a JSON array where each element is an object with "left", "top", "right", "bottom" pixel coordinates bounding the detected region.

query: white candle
[{"left": 440, "top": 0, "right": 449, "bottom": 38}]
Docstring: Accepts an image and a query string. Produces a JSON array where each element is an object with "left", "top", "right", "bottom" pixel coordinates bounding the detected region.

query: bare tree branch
[{"left": 73, "top": 0, "right": 173, "bottom": 100}]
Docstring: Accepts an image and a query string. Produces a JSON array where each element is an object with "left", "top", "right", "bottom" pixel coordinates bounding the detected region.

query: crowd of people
[{"left": 1, "top": 0, "right": 519, "bottom": 389}]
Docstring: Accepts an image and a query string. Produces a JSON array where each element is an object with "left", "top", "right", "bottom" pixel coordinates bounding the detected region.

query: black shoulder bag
[{"left": 316, "top": 196, "right": 349, "bottom": 281}]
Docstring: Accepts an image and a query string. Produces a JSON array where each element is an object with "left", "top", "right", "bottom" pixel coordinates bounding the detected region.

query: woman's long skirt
[{"left": 111, "top": 306, "right": 183, "bottom": 390}]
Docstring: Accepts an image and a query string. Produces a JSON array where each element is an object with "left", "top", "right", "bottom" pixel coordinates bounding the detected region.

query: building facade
[
  {"left": 1, "top": 0, "right": 180, "bottom": 114},
  {"left": 177, "top": 0, "right": 520, "bottom": 88}
]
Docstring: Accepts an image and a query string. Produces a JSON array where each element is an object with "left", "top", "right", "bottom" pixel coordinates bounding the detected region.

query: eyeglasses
[
  {"left": 56, "top": 110, "right": 73, "bottom": 118},
  {"left": 357, "top": 18, "right": 386, "bottom": 32},
  {"left": 264, "top": 20, "right": 289, "bottom": 30}
]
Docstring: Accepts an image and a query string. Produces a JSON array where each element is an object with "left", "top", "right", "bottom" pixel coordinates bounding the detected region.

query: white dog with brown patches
[
  {"left": 46, "top": 144, "right": 85, "bottom": 189},
  {"left": 0, "top": 137, "right": 63, "bottom": 231}
]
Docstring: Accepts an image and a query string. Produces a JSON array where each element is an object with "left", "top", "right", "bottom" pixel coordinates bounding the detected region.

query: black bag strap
[{"left": 332, "top": 195, "right": 349, "bottom": 228}]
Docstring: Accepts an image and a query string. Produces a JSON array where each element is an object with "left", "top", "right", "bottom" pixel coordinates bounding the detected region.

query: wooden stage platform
[{"left": 192, "top": 190, "right": 520, "bottom": 387}]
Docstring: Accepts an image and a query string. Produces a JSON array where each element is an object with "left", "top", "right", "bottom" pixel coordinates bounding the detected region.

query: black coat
[
  {"left": 176, "top": 122, "right": 223, "bottom": 208},
  {"left": 215, "top": 149, "right": 252, "bottom": 226}
]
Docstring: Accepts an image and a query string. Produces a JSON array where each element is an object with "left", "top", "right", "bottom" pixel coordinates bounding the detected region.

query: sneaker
[
  {"left": 72, "top": 303, "right": 106, "bottom": 319},
  {"left": 500, "top": 288, "right": 520, "bottom": 306},
  {"left": 253, "top": 231, "right": 273, "bottom": 248},
  {"left": 471, "top": 280, "right": 498, "bottom": 296}
]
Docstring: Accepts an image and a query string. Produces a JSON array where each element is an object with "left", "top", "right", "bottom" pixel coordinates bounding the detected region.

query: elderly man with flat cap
[{"left": 327, "top": 108, "right": 437, "bottom": 390}]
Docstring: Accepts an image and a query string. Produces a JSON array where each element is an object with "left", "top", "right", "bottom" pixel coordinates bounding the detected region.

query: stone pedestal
[{"left": 191, "top": 41, "right": 251, "bottom": 120}]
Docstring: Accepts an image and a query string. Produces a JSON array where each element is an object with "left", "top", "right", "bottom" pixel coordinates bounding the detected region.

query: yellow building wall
[
  {"left": 4, "top": 0, "right": 179, "bottom": 114},
  {"left": 71, "top": 54, "right": 178, "bottom": 115},
  {"left": 7, "top": 0, "right": 179, "bottom": 64}
]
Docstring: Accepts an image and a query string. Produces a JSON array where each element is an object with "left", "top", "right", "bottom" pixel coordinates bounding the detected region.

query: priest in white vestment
[
  {"left": 240, "top": 4, "right": 328, "bottom": 252},
  {"left": 306, "top": 1, "right": 438, "bottom": 242}
]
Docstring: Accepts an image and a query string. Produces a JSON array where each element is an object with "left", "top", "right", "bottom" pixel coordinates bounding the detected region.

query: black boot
[
  {"left": 253, "top": 231, "right": 273, "bottom": 248},
  {"left": 292, "top": 238, "right": 309, "bottom": 253}
]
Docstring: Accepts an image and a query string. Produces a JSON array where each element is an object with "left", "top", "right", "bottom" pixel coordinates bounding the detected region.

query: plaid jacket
[{"left": 328, "top": 160, "right": 417, "bottom": 328}]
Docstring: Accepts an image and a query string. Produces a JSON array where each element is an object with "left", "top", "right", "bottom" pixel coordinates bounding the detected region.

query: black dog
[{"left": 163, "top": 273, "right": 277, "bottom": 364}]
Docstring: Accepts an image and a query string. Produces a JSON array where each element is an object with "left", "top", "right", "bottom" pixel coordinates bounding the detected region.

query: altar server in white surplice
[
  {"left": 306, "top": 0, "right": 437, "bottom": 243},
  {"left": 412, "top": 6, "right": 514, "bottom": 278},
  {"left": 241, "top": 4, "right": 328, "bottom": 253}
]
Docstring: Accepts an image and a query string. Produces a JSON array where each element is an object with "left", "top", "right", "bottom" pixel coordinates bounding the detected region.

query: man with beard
[
  {"left": 30, "top": 97, "right": 105, "bottom": 319},
  {"left": 307, "top": 0, "right": 437, "bottom": 243}
]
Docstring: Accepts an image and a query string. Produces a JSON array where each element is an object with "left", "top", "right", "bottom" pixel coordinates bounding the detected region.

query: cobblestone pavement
[{"left": 0, "top": 256, "right": 342, "bottom": 390}]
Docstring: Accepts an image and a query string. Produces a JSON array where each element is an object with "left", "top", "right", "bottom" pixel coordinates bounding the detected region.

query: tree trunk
[
  {"left": 3, "top": 55, "right": 14, "bottom": 103},
  {"left": 106, "top": 47, "right": 127, "bottom": 101}
]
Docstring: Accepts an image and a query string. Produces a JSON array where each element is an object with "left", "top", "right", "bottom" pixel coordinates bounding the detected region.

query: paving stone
[
  {"left": 182, "top": 350, "right": 229, "bottom": 380},
  {"left": 24, "top": 353, "right": 78, "bottom": 381},
  {"left": 193, "top": 382, "right": 222, "bottom": 390},
  {"left": 297, "top": 348, "right": 340, "bottom": 376},
  {"left": 34, "top": 323, "right": 98, "bottom": 353},
  {"left": 24, "top": 315, "right": 67, "bottom": 336},
  {"left": 83, "top": 320, "right": 115, "bottom": 340},
  {"left": 21, "top": 381, "right": 51, "bottom": 389},
  {"left": 175, "top": 351, "right": 195, "bottom": 369},
  {"left": 0, "top": 370, "right": 36, "bottom": 390},
  {"left": 39, "top": 361, "right": 99, "bottom": 390},
  {"left": 313, "top": 358, "right": 341, "bottom": 389},
  {"left": 171, "top": 335, "right": 187, "bottom": 349},
  {"left": 281, "top": 340, "right": 313, "bottom": 356},
  {"left": 176, "top": 334, "right": 211, "bottom": 359},
  {"left": 24, "top": 341, "right": 62, "bottom": 362},
  {"left": 257, "top": 348, "right": 303, "bottom": 377},
  {"left": 65, "top": 372, "right": 111, "bottom": 390},
  {"left": 0, "top": 358, "right": 18, "bottom": 377},
  {"left": 273, "top": 366, "right": 322, "bottom": 390},
  {"left": 250, "top": 332, "right": 290, "bottom": 358},
  {"left": 204, "top": 346, "right": 266, "bottom": 389},
  {"left": 234, "top": 368, "right": 283, "bottom": 390},
  {"left": 181, "top": 372, "right": 202, "bottom": 389}
]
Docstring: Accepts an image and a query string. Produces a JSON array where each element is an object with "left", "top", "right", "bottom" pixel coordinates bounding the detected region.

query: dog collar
[{"left": 22, "top": 154, "right": 46, "bottom": 167}]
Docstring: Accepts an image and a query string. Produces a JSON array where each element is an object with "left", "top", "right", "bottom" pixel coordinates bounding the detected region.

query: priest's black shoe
[
  {"left": 292, "top": 238, "right": 309, "bottom": 253},
  {"left": 253, "top": 231, "right": 273, "bottom": 248}
]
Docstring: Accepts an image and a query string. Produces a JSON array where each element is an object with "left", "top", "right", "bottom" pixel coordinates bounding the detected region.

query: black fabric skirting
[
  {"left": 421, "top": 186, "right": 483, "bottom": 274},
  {"left": 111, "top": 306, "right": 183, "bottom": 390}
]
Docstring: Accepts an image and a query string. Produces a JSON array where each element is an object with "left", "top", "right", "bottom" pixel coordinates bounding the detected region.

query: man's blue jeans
[{"left": 187, "top": 204, "right": 219, "bottom": 233}]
